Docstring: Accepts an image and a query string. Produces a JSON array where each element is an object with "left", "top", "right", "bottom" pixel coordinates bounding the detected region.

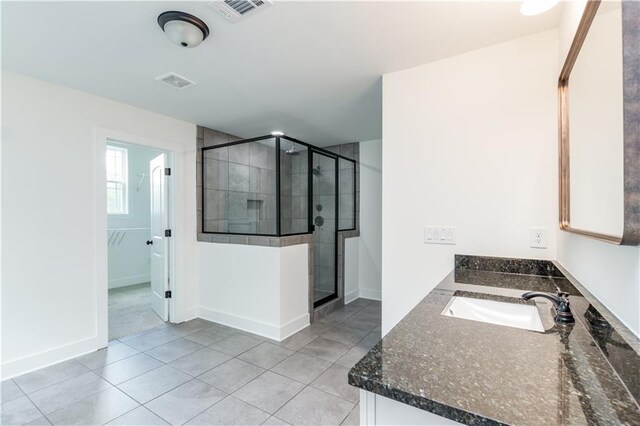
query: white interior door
[{"left": 150, "top": 154, "right": 169, "bottom": 321}]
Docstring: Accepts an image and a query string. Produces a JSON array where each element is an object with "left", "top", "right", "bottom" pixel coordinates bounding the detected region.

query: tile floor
[
  {"left": 108, "top": 283, "right": 165, "bottom": 340},
  {"left": 1, "top": 299, "right": 381, "bottom": 426}
]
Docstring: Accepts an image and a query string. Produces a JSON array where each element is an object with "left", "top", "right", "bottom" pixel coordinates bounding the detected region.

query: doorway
[{"left": 106, "top": 141, "right": 173, "bottom": 340}]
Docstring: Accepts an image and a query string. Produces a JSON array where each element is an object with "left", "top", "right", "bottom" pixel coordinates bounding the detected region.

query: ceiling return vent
[
  {"left": 211, "top": 0, "right": 273, "bottom": 23},
  {"left": 155, "top": 72, "right": 196, "bottom": 89}
]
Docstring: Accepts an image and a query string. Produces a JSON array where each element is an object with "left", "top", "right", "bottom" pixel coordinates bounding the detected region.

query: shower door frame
[{"left": 310, "top": 148, "right": 340, "bottom": 308}]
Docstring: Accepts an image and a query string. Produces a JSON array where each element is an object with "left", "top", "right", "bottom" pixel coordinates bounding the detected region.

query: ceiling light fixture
[
  {"left": 271, "top": 131, "right": 284, "bottom": 136},
  {"left": 157, "top": 11, "right": 210, "bottom": 48},
  {"left": 520, "top": 0, "right": 560, "bottom": 16}
]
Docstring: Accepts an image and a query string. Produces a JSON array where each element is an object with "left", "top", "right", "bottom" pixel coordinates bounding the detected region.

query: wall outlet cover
[
  {"left": 424, "top": 226, "right": 456, "bottom": 245},
  {"left": 530, "top": 227, "right": 547, "bottom": 249}
]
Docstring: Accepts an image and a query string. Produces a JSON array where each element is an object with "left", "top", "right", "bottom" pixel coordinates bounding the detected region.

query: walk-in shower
[{"left": 201, "top": 134, "right": 356, "bottom": 307}]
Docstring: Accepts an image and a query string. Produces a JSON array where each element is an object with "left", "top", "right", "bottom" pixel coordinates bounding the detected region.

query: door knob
[{"left": 146, "top": 240, "right": 153, "bottom": 245}]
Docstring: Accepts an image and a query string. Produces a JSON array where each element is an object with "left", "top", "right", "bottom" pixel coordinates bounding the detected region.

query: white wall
[
  {"left": 358, "top": 140, "right": 382, "bottom": 301},
  {"left": 344, "top": 139, "right": 383, "bottom": 304},
  {"left": 556, "top": 1, "right": 640, "bottom": 337},
  {"left": 381, "top": 30, "right": 559, "bottom": 334},
  {"left": 197, "top": 242, "right": 309, "bottom": 341},
  {"left": 107, "top": 144, "right": 163, "bottom": 289},
  {"left": 1, "top": 71, "right": 197, "bottom": 378}
]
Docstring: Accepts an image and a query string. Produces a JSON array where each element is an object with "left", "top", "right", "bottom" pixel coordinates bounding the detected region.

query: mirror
[{"left": 559, "top": 0, "right": 639, "bottom": 245}]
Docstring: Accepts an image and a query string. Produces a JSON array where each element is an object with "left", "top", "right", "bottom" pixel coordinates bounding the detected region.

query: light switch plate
[
  {"left": 530, "top": 227, "right": 547, "bottom": 248},
  {"left": 424, "top": 226, "right": 456, "bottom": 245}
]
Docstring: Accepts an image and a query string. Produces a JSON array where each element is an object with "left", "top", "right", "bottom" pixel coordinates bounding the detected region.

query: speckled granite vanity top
[{"left": 348, "top": 255, "right": 640, "bottom": 425}]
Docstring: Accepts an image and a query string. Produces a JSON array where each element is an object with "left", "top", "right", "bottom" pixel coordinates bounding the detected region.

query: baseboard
[
  {"left": 108, "top": 274, "right": 150, "bottom": 289},
  {"left": 181, "top": 306, "right": 199, "bottom": 323},
  {"left": 1, "top": 336, "right": 99, "bottom": 380},
  {"left": 359, "top": 288, "right": 382, "bottom": 301},
  {"left": 344, "top": 288, "right": 360, "bottom": 304},
  {"left": 279, "top": 313, "right": 310, "bottom": 340}
]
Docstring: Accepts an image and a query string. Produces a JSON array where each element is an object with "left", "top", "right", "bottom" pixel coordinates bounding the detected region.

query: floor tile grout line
[
  {"left": 7, "top": 301, "right": 380, "bottom": 426},
  {"left": 101, "top": 363, "right": 166, "bottom": 387},
  {"left": 16, "top": 364, "right": 96, "bottom": 399},
  {"left": 11, "top": 379, "right": 51, "bottom": 424}
]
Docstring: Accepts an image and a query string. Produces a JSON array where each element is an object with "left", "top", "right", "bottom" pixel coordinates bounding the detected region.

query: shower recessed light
[
  {"left": 158, "top": 11, "right": 210, "bottom": 48},
  {"left": 520, "top": 0, "right": 560, "bottom": 16},
  {"left": 271, "top": 131, "right": 284, "bottom": 136}
]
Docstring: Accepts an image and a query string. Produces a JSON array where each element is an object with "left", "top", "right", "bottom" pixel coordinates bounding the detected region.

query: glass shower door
[{"left": 312, "top": 151, "right": 337, "bottom": 307}]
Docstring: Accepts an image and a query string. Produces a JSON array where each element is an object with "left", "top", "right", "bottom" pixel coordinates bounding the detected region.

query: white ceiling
[{"left": 1, "top": 1, "right": 562, "bottom": 146}]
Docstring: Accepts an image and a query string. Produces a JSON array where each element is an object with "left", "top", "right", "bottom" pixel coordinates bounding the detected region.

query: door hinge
[
  {"left": 165, "top": 229, "right": 172, "bottom": 237},
  {"left": 165, "top": 290, "right": 172, "bottom": 299},
  {"left": 164, "top": 168, "right": 171, "bottom": 176}
]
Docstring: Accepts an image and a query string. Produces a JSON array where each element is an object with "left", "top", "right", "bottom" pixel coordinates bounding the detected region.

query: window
[{"left": 106, "top": 145, "right": 128, "bottom": 214}]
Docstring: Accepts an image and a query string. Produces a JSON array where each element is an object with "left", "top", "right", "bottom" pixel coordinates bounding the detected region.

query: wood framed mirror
[{"left": 559, "top": 0, "right": 640, "bottom": 245}]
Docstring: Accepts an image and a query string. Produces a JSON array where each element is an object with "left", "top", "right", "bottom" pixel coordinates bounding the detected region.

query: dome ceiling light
[{"left": 157, "top": 11, "right": 210, "bottom": 48}]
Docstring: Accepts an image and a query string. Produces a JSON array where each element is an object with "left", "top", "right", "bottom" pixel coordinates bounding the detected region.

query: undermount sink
[{"left": 442, "top": 296, "right": 544, "bottom": 332}]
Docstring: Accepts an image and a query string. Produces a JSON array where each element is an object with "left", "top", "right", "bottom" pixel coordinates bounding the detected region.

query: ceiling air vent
[
  {"left": 211, "top": 0, "right": 272, "bottom": 23},
  {"left": 156, "top": 72, "right": 196, "bottom": 89}
]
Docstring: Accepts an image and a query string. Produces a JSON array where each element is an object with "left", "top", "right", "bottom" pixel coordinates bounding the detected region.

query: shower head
[{"left": 285, "top": 143, "right": 301, "bottom": 156}]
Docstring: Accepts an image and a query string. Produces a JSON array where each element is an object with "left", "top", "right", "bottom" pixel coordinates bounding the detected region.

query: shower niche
[{"left": 201, "top": 134, "right": 357, "bottom": 308}]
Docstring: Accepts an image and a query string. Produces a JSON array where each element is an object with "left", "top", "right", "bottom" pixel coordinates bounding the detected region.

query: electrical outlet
[
  {"left": 530, "top": 227, "right": 547, "bottom": 248},
  {"left": 424, "top": 226, "right": 456, "bottom": 245}
]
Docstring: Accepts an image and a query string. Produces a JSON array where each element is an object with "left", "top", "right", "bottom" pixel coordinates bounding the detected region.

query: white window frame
[{"left": 106, "top": 145, "right": 129, "bottom": 215}]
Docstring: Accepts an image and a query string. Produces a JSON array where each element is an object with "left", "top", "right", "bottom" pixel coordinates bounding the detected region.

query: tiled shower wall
[{"left": 203, "top": 139, "right": 278, "bottom": 234}]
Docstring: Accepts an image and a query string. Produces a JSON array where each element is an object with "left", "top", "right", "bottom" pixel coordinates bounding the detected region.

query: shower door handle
[{"left": 146, "top": 240, "right": 153, "bottom": 245}]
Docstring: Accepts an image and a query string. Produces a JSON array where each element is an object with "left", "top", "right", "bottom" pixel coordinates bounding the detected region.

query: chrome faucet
[{"left": 522, "top": 291, "right": 575, "bottom": 324}]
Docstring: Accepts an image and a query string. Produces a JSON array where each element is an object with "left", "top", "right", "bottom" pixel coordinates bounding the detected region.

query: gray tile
[
  {"left": 233, "top": 372, "right": 304, "bottom": 415},
  {"left": 124, "top": 329, "right": 180, "bottom": 352},
  {"left": 237, "top": 343, "right": 294, "bottom": 369},
  {"left": 29, "top": 371, "right": 112, "bottom": 414},
  {"left": 335, "top": 346, "right": 369, "bottom": 369},
  {"left": 276, "top": 331, "right": 318, "bottom": 351},
  {"left": 183, "top": 327, "right": 235, "bottom": 346},
  {"left": 275, "top": 387, "right": 354, "bottom": 426},
  {"left": 169, "top": 348, "right": 231, "bottom": 377},
  {"left": 145, "top": 379, "right": 226, "bottom": 425},
  {"left": 341, "top": 404, "right": 359, "bottom": 426},
  {"left": 355, "top": 332, "right": 381, "bottom": 352},
  {"left": 185, "top": 395, "right": 269, "bottom": 426},
  {"left": 229, "top": 143, "right": 250, "bottom": 165},
  {"left": 164, "top": 320, "right": 213, "bottom": 338},
  {"left": 204, "top": 159, "right": 229, "bottom": 191},
  {"left": 13, "top": 360, "right": 90, "bottom": 394},
  {"left": 270, "top": 353, "right": 331, "bottom": 385},
  {"left": 24, "top": 415, "right": 52, "bottom": 425},
  {"left": 310, "top": 364, "right": 359, "bottom": 403},
  {"left": 0, "top": 396, "right": 42, "bottom": 425},
  {"left": 228, "top": 164, "right": 250, "bottom": 192},
  {"left": 197, "top": 359, "right": 264, "bottom": 394},
  {"left": 299, "top": 338, "right": 350, "bottom": 363},
  {"left": 46, "top": 387, "right": 138, "bottom": 426},
  {"left": 106, "top": 406, "right": 169, "bottom": 425},
  {"left": 95, "top": 354, "right": 164, "bottom": 385},
  {"left": 117, "top": 326, "right": 160, "bottom": 343},
  {"left": 76, "top": 342, "right": 139, "bottom": 370},
  {"left": 1, "top": 380, "right": 24, "bottom": 403},
  {"left": 262, "top": 416, "right": 291, "bottom": 425},
  {"left": 341, "top": 316, "right": 377, "bottom": 333},
  {"left": 145, "top": 338, "right": 204, "bottom": 363},
  {"left": 208, "top": 334, "right": 262, "bottom": 357},
  {"left": 322, "top": 326, "right": 368, "bottom": 347},
  {"left": 118, "top": 365, "right": 191, "bottom": 404}
]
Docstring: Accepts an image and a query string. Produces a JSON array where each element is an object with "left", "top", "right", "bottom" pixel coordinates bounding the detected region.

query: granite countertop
[{"left": 348, "top": 255, "right": 640, "bottom": 425}]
